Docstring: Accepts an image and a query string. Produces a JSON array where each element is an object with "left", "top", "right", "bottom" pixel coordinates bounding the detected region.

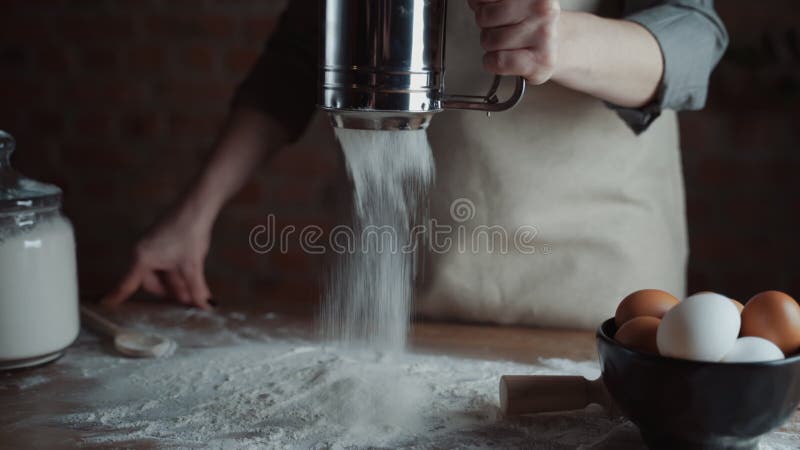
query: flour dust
[
  {"left": 322, "top": 129, "right": 434, "bottom": 350},
  {"left": 11, "top": 310, "right": 800, "bottom": 449}
]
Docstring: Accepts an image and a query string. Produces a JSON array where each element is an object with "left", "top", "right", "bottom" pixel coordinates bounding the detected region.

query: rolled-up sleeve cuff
[
  {"left": 607, "top": 2, "right": 727, "bottom": 134},
  {"left": 604, "top": 87, "right": 664, "bottom": 135}
]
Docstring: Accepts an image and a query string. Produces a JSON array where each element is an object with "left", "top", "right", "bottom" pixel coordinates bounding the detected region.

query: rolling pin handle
[{"left": 499, "top": 375, "right": 610, "bottom": 416}]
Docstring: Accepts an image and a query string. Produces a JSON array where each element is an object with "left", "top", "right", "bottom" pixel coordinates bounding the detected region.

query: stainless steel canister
[{"left": 319, "top": 0, "right": 526, "bottom": 130}]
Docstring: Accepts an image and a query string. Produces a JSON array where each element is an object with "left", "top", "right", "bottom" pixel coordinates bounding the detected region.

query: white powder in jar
[{"left": 0, "top": 215, "right": 79, "bottom": 362}]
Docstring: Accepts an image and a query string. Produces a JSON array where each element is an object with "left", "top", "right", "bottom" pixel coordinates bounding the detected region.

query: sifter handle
[
  {"left": 499, "top": 375, "right": 612, "bottom": 416},
  {"left": 442, "top": 75, "right": 526, "bottom": 112}
]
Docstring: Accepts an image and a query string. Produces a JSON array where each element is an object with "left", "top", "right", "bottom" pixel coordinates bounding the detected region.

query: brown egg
[
  {"left": 615, "top": 316, "right": 661, "bottom": 355},
  {"left": 741, "top": 291, "right": 800, "bottom": 354},
  {"left": 615, "top": 289, "right": 679, "bottom": 327}
]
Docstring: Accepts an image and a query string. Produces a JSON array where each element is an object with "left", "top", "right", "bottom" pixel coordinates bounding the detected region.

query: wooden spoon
[{"left": 80, "top": 306, "right": 176, "bottom": 358}]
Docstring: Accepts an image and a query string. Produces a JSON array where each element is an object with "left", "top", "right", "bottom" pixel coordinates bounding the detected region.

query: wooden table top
[{"left": 1, "top": 300, "right": 797, "bottom": 449}]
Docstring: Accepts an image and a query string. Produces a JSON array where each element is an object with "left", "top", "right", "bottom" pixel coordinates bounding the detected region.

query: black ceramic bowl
[{"left": 597, "top": 318, "right": 800, "bottom": 450}]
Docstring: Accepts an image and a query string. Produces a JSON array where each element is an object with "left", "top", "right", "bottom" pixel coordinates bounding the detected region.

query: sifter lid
[{"left": 0, "top": 130, "right": 62, "bottom": 214}]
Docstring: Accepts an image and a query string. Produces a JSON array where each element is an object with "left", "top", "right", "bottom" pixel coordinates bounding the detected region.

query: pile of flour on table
[{"left": 5, "top": 309, "right": 799, "bottom": 449}]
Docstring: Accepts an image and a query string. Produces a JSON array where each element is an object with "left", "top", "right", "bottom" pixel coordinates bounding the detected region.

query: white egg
[
  {"left": 722, "top": 337, "right": 784, "bottom": 363},
  {"left": 656, "top": 292, "right": 741, "bottom": 362}
]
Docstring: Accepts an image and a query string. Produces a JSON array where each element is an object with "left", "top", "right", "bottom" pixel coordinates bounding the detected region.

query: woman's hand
[
  {"left": 469, "top": 0, "right": 666, "bottom": 108},
  {"left": 101, "top": 108, "right": 290, "bottom": 311},
  {"left": 468, "top": 0, "right": 561, "bottom": 85},
  {"left": 102, "top": 210, "right": 214, "bottom": 310}
]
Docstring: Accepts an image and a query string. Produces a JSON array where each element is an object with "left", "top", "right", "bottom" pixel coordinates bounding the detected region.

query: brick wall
[{"left": 0, "top": 1, "right": 798, "bottom": 313}]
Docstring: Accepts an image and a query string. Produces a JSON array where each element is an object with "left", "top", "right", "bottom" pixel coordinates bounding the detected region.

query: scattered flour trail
[{"left": 4, "top": 311, "right": 797, "bottom": 449}]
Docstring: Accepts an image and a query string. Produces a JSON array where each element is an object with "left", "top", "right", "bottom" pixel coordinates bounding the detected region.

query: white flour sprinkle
[
  {"left": 28, "top": 337, "right": 611, "bottom": 448},
  {"left": 5, "top": 309, "right": 799, "bottom": 449}
]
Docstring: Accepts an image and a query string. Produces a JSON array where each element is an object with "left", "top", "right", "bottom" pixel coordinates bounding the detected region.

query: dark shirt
[{"left": 232, "top": 0, "right": 728, "bottom": 140}]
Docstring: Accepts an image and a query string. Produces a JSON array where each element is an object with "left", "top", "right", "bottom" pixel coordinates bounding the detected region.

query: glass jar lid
[{"left": 0, "top": 130, "right": 62, "bottom": 214}]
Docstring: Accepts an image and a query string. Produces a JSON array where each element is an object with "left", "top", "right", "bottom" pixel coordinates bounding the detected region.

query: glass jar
[{"left": 0, "top": 130, "right": 79, "bottom": 369}]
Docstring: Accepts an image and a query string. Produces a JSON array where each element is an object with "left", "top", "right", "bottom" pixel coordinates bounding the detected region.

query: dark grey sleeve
[
  {"left": 610, "top": 0, "right": 729, "bottom": 134},
  {"left": 231, "top": 0, "right": 320, "bottom": 142}
]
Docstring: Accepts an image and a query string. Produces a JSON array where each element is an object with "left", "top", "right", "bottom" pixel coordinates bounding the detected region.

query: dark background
[{"left": 0, "top": 1, "right": 798, "bottom": 312}]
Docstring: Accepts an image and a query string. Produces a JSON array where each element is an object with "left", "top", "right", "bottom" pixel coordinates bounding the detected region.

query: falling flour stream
[{"left": 323, "top": 129, "right": 434, "bottom": 350}]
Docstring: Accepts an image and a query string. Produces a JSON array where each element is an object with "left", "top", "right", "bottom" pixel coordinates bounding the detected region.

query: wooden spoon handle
[
  {"left": 80, "top": 306, "right": 124, "bottom": 337},
  {"left": 499, "top": 375, "right": 611, "bottom": 416}
]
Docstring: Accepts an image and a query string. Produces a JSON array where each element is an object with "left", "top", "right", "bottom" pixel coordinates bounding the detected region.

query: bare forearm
[
  {"left": 471, "top": 1, "right": 664, "bottom": 109},
  {"left": 553, "top": 11, "right": 664, "bottom": 108},
  {"left": 178, "top": 108, "right": 289, "bottom": 229}
]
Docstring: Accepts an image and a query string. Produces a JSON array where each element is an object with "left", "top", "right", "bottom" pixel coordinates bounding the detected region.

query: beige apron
[
  {"left": 296, "top": 0, "right": 688, "bottom": 330},
  {"left": 416, "top": 0, "right": 687, "bottom": 330}
]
